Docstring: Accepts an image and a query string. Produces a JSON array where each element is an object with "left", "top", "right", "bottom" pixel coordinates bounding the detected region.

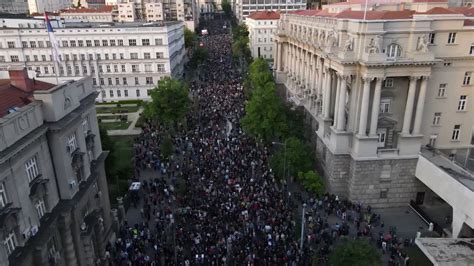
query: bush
[{"left": 298, "top": 170, "right": 324, "bottom": 196}]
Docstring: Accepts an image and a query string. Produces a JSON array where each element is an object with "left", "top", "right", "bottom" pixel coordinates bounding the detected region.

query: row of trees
[
  {"left": 232, "top": 24, "right": 251, "bottom": 69},
  {"left": 240, "top": 58, "right": 323, "bottom": 195}
]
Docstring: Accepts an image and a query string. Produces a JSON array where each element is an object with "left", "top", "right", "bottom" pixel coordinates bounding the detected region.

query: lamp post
[
  {"left": 300, "top": 203, "right": 306, "bottom": 251},
  {"left": 272, "top": 140, "right": 288, "bottom": 205}
]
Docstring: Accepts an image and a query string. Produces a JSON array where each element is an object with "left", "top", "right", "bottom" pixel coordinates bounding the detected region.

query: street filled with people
[{"left": 109, "top": 19, "right": 415, "bottom": 266}]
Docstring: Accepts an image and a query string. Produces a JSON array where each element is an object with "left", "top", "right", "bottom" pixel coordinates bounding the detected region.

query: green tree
[
  {"left": 144, "top": 77, "right": 190, "bottom": 127},
  {"left": 241, "top": 82, "right": 288, "bottom": 142},
  {"left": 190, "top": 46, "right": 208, "bottom": 68},
  {"left": 222, "top": 0, "right": 232, "bottom": 17},
  {"left": 270, "top": 137, "right": 313, "bottom": 180},
  {"left": 99, "top": 126, "right": 116, "bottom": 182},
  {"left": 184, "top": 27, "right": 196, "bottom": 49},
  {"left": 160, "top": 135, "right": 174, "bottom": 161},
  {"left": 247, "top": 58, "right": 273, "bottom": 92},
  {"left": 329, "top": 239, "right": 381, "bottom": 266},
  {"left": 298, "top": 170, "right": 324, "bottom": 196}
]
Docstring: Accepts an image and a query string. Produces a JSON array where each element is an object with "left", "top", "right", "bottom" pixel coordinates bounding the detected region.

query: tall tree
[
  {"left": 144, "top": 77, "right": 190, "bottom": 127},
  {"left": 247, "top": 58, "right": 273, "bottom": 92},
  {"left": 270, "top": 137, "right": 313, "bottom": 180},
  {"left": 298, "top": 170, "right": 324, "bottom": 196},
  {"left": 329, "top": 239, "right": 381, "bottom": 266},
  {"left": 184, "top": 27, "right": 196, "bottom": 49},
  {"left": 222, "top": 0, "right": 232, "bottom": 17},
  {"left": 241, "top": 82, "right": 288, "bottom": 142}
]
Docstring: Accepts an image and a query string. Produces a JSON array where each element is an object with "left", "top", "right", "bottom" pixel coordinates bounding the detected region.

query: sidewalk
[{"left": 105, "top": 107, "right": 143, "bottom": 136}]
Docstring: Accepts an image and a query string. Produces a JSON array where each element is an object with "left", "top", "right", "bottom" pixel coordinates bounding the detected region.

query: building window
[
  {"left": 447, "top": 32, "right": 456, "bottom": 44},
  {"left": 443, "top": 62, "right": 451, "bottom": 67},
  {"left": 130, "top": 53, "right": 138, "bottom": 59},
  {"left": 82, "top": 119, "right": 89, "bottom": 136},
  {"left": 123, "top": 77, "right": 128, "bottom": 85},
  {"left": 114, "top": 65, "right": 118, "bottom": 73},
  {"left": 432, "top": 112, "right": 441, "bottom": 125},
  {"left": 106, "top": 65, "right": 111, "bottom": 73},
  {"left": 155, "top": 38, "right": 163, "bottom": 45},
  {"left": 386, "top": 43, "right": 401, "bottom": 58},
  {"left": 380, "top": 189, "right": 388, "bottom": 199},
  {"left": 62, "top": 40, "right": 68, "bottom": 47},
  {"left": 78, "top": 40, "right": 83, "bottom": 47},
  {"left": 3, "top": 232, "right": 16, "bottom": 255},
  {"left": 115, "top": 78, "right": 120, "bottom": 85},
  {"left": 146, "top": 77, "right": 153, "bottom": 84},
  {"left": 157, "top": 64, "right": 165, "bottom": 72},
  {"left": 145, "top": 64, "right": 152, "bottom": 72},
  {"left": 470, "top": 44, "right": 474, "bottom": 55},
  {"left": 463, "top": 72, "right": 471, "bottom": 85},
  {"left": 35, "top": 199, "right": 46, "bottom": 219},
  {"left": 128, "top": 39, "right": 137, "bottom": 46},
  {"left": 110, "top": 40, "right": 116, "bottom": 46},
  {"left": 428, "top": 33, "right": 435, "bottom": 44},
  {"left": 384, "top": 78, "right": 393, "bottom": 88},
  {"left": 102, "top": 40, "right": 108, "bottom": 46},
  {"left": 124, "top": 90, "right": 128, "bottom": 97},
  {"left": 142, "top": 39, "right": 150, "bottom": 46},
  {"left": 452, "top": 125, "right": 461, "bottom": 140},
  {"left": 70, "top": 40, "right": 76, "bottom": 47},
  {"left": 108, "top": 78, "right": 112, "bottom": 85},
  {"left": 10, "top": 56, "right": 19, "bottom": 62},
  {"left": 118, "top": 39, "right": 124, "bottom": 46},
  {"left": 132, "top": 65, "right": 139, "bottom": 72},
  {"left": 135, "top": 77, "right": 139, "bottom": 85},
  {"left": 25, "top": 156, "right": 39, "bottom": 183},
  {"left": 86, "top": 40, "right": 92, "bottom": 47},
  {"left": 109, "top": 90, "right": 114, "bottom": 97},
  {"left": 379, "top": 99, "right": 391, "bottom": 113},
  {"left": 438, "top": 83, "right": 447, "bottom": 97},
  {"left": 22, "top": 41, "right": 27, "bottom": 48},
  {"left": 458, "top": 95, "right": 467, "bottom": 111},
  {"left": 25, "top": 55, "right": 30, "bottom": 62},
  {"left": 147, "top": 89, "right": 151, "bottom": 96},
  {"left": 117, "top": 90, "right": 121, "bottom": 97},
  {"left": 156, "top": 52, "right": 164, "bottom": 59},
  {"left": 94, "top": 40, "right": 100, "bottom": 46},
  {"left": 0, "top": 183, "right": 8, "bottom": 208},
  {"left": 67, "top": 133, "right": 77, "bottom": 153},
  {"left": 7, "top": 41, "right": 15, "bottom": 48},
  {"left": 100, "top": 78, "right": 104, "bottom": 85},
  {"left": 121, "top": 65, "right": 126, "bottom": 72},
  {"left": 92, "top": 78, "right": 97, "bottom": 85},
  {"left": 136, "top": 89, "right": 140, "bottom": 97},
  {"left": 144, "top": 52, "right": 151, "bottom": 59}
]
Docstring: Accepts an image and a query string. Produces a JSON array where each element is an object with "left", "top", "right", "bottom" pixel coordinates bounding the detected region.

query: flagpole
[
  {"left": 44, "top": 11, "right": 60, "bottom": 85},
  {"left": 363, "top": 0, "right": 368, "bottom": 20}
]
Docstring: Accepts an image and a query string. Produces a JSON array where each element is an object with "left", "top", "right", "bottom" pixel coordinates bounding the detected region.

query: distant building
[
  {"left": 28, "top": 0, "right": 74, "bottom": 14},
  {"left": 60, "top": 6, "right": 115, "bottom": 22},
  {"left": 233, "top": 0, "right": 306, "bottom": 22},
  {"left": 245, "top": 11, "right": 279, "bottom": 66},
  {"left": 0, "top": 20, "right": 186, "bottom": 102},
  {"left": 0, "top": 67, "right": 112, "bottom": 265},
  {"left": 0, "top": 0, "right": 30, "bottom": 14}
]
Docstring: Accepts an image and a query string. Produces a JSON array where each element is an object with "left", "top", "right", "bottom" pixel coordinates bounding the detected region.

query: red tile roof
[
  {"left": 464, "top": 19, "right": 474, "bottom": 26},
  {"left": 413, "top": 0, "right": 446, "bottom": 2},
  {"left": 60, "top": 6, "right": 114, "bottom": 14},
  {"left": 247, "top": 11, "right": 280, "bottom": 20},
  {"left": 449, "top": 7, "right": 474, "bottom": 16},
  {"left": 0, "top": 71, "right": 55, "bottom": 118}
]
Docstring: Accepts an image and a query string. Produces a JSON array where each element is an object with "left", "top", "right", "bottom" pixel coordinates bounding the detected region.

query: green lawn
[
  {"left": 96, "top": 106, "right": 140, "bottom": 114},
  {"left": 107, "top": 136, "right": 135, "bottom": 206},
  {"left": 97, "top": 99, "right": 143, "bottom": 106},
  {"left": 98, "top": 115, "right": 128, "bottom": 120},
  {"left": 110, "top": 136, "right": 135, "bottom": 169},
  {"left": 99, "top": 121, "right": 131, "bottom": 130}
]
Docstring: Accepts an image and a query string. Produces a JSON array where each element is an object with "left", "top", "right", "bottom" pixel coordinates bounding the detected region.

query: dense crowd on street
[{"left": 107, "top": 19, "right": 414, "bottom": 266}]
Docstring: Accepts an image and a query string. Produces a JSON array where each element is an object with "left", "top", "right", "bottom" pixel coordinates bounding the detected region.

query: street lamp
[
  {"left": 300, "top": 203, "right": 306, "bottom": 251},
  {"left": 272, "top": 140, "right": 289, "bottom": 205}
]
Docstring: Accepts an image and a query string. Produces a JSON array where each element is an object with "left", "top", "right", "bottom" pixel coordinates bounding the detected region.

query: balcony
[{"left": 0, "top": 202, "right": 21, "bottom": 228}]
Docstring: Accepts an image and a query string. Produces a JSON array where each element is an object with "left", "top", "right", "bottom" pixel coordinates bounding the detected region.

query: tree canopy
[
  {"left": 270, "top": 137, "right": 313, "bottom": 180},
  {"left": 184, "top": 27, "right": 196, "bottom": 49},
  {"left": 143, "top": 77, "right": 190, "bottom": 127},
  {"left": 222, "top": 0, "right": 232, "bottom": 17},
  {"left": 298, "top": 170, "right": 324, "bottom": 196},
  {"left": 329, "top": 239, "right": 381, "bottom": 266},
  {"left": 232, "top": 24, "right": 251, "bottom": 62}
]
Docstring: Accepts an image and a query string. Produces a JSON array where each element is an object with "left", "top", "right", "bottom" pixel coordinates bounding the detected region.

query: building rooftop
[
  {"left": 247, "top": 11, "right": 281, "bottom": 20},
  {"left": 0, "top": 68, "right": 55, "bottom": 118},
  {"left": 61, "top": 20, "right": 180, "bottom": 28},
  {"left": 60, "top": 6, "right": 114, "bottom": 14},
  {"left": 289, "top": 7, "right": 474, "bottom": 20},
  {"left": 415, "top": 238, "right": 474, "bottom": 265}
]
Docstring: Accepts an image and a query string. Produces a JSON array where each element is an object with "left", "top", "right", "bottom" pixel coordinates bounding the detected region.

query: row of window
[
  {"left": 257, "top": 37, "right": 273, "bottom": 43},
  {"left": 12, "top": 38, "right": 164, "bottom": 49},
  {"left": 93, "top": 76, "right": 158, "bottom": 86},
  {"left": 102, "top": 88, "right": 153, "bottom": 98}
]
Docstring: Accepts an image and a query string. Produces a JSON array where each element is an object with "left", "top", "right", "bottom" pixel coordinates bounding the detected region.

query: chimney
[{"left": 9, "top": 67, "right": 34, "bottom": 92}]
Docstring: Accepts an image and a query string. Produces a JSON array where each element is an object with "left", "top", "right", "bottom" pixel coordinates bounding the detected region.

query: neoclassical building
[{"left": 274, "top": 6, "right": 474, "bottom": 212}]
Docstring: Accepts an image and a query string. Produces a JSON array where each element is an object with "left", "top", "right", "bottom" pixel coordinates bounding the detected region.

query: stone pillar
[
  {"left": 312, "top": 55, "right": 318, "bottom": 95},
  {"left": 323, "top": 67, "right": 332, "bottom": 119},
  {"left": 336, "top": 75, "right": 347, "bottom": 131},
  {"left": 59, "top": 213, "right": 78, "bottom": 266},
  {"left": 34, "top": 244, "right": 49, "bottom": 266},
  {"left": 276, "top": 42, "right": 282, "bottom": 71},
  {"left": 117, "top": 197, "right": 125, "bottom": 221},
  {"left": 317, "top": 59, "right": 324, "bottom": 97},
  {"left": 413, "top": 76, "right": 429, "bottom": 135},
  {"left": 358, "top": 78, "right": 371, "bottom": 136},
  {"left": 334, "top": 74, "right": 341, "bottom": 127},
  {"left": 369, "top": 77, "right": 383, "bottom": 136},
  {"left": 402, "top": 76, "right": 419, "bottom": 134}
]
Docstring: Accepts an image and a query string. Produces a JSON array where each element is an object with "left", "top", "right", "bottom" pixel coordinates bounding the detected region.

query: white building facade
[
  {"left": 28, "top": 0, "right": 73, "bottom": 14},
  {"left": 60, "top": 6, "right": 115, "bottom": 23},
  {"left": 246, "top": 11, "right": 279, "bottom": 66},
  {"left": 0, "top": 0, "right": 30, "bottom": 14},
  {"left": 234, "top": 0, "right": 306, "bottom": 22},
  {"left": 274, "top": 5, "right": 474, "bottom": 234},
  {"left": 0, "top": 21, "right": 186, "bottom": 102}
]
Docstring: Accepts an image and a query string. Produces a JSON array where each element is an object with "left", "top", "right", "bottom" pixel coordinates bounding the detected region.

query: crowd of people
[{"left": 107, "top": 18, "right": 414, "bottom": 266}]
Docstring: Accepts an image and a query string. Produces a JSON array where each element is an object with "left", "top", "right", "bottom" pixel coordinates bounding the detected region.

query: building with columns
[
  {"left": 0, "top": 68, "right": 112, "bottom": 265},
  {"left": 274, "top": 6, "right": 474, "bottom": 237},
  {"left": 233, "top": 0, "right": 307, "bottom": 22},
  {"left": 0, "top": 20, "right": 185, "bottom": 102}
]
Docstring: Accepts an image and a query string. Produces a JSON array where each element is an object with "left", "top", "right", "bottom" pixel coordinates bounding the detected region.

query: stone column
[
  {"left": 323, "top": 67, "right": 332, "bottom": 119},
  {"left": 317, "top": 59, "right": 324, "bottom": 97},
  {"left": 369, "top": 77, "right": 383, "bottom": 136},
  {"left": 336, "top": 75, "right": 347, "bottom": 131},
  {"left": 334, "top": 74, "right": 341, "bottom": 127},
  {"left": 358, "top": 77, "right": 372, "bottom": 136},
  {"left": 312, "top": 55, "right": 318, "bottom": 95},
  {"left": 402, "top": 76, "right": 419, "bottom": 134},
  {"left": 276, "top": 42, "right": 282, "bottom": 71},
  {"left": 413, "top": 76, "right": 429, "bottom": 135},
  {"left": 59, "top": 213, "right": 78, "bottom": 266}
]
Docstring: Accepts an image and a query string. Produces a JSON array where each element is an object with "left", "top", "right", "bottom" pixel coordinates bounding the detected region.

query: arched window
[{"left": 386, "top": 43, "right": 402, "bottom": 58}]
